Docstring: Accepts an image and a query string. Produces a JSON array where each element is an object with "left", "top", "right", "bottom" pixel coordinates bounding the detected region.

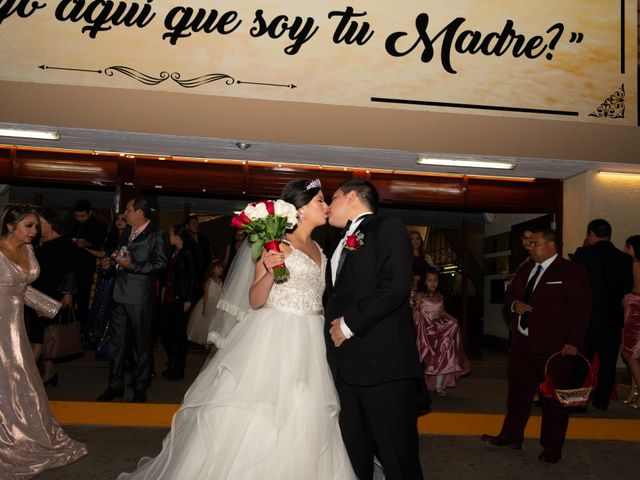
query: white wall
[
  {"left": 483, "top": 212, "right": 545, "bottom": 339},
  {"left": 563, "top": 171, "right": 640, "bottom": 255},
  {"left": 484, "top": 213, "right": 543, "bottom": 238},
  {"left": 563, "top": 170, "right": 640, "bottom": 366}
]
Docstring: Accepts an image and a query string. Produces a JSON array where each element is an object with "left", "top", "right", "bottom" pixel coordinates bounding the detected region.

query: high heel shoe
[
  {"left": 623, "top": 390, "right": 639, "bottom": 405},
  {"left": 627, "top": 391, "right": 640, "bottom": 409},
  {"left": 43, "top": 373, "right": 58, "bottom": 387}
]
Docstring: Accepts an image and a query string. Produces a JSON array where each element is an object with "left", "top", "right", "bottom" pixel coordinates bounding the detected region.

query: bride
[{"left": 119, "top": 179, "right": 356, "bottom": 479}]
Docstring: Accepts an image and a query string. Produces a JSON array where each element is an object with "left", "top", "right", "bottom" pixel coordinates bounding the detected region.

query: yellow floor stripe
[{"left": 51, "top": 401, "right": 640, "bottom": 441}]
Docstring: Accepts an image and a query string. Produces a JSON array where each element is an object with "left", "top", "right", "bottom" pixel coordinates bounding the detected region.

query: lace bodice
[{"left": 265, "top": 244, "right": 326, "bottom": 313}]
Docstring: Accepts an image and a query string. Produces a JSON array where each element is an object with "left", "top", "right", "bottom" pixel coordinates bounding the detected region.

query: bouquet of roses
[{"left": 231, "top": 199, "right": 298, "bottom": 281}]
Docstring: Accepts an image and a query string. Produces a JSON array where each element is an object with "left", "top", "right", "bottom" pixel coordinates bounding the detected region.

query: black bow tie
[{"left": 340, "top": 220, "right": 353, "bottom": 238}]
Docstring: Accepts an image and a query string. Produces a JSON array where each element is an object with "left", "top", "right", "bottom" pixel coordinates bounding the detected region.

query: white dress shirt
[{"left": 515, "top": 253, "right": 558, "bottom": 336}]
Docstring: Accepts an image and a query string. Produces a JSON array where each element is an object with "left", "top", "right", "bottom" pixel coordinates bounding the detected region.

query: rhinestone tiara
[{"left": 305, "top": 178, "right": 322, "bottom": 191}]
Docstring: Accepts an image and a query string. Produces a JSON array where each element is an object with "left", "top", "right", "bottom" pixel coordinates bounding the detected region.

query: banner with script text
[{"left": 0, "top": 0, "right": 636, "bottom": 124}]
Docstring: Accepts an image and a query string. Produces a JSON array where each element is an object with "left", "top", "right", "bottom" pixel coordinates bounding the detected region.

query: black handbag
[{"left": 42, "top": 307, "right": 84, "bottom": 361}]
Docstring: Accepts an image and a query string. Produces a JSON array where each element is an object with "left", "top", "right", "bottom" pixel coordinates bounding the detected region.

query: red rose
[
  {"left": 265, "top": 200, "right": 275, "bottom": 215},
  {"left": 345, "top": 234, "right": 359, "bottom": 249},
  {"left": 231, "top": 211, "right": 251, "bottom": 228}
]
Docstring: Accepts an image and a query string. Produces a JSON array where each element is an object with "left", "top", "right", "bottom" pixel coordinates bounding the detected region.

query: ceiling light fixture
[
  {"left": 416, "top": 155, "right": 516, "bottom": 170},
  {"left": 465, "top": 174, "right": 535, "bottom": 182},
  {"left": 0, "top": 127, "right": 60, "bottom": 141},
  {"left": 597, "top": 170, "right": 640, "bottom": 178},
  {"left": 235, "top": 142, "right": 251, "bottom": 150}
]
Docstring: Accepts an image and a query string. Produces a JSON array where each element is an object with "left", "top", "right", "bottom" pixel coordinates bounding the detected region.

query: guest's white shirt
[{"left": 515, "top": 253, "right": 558, "bottom": 336}]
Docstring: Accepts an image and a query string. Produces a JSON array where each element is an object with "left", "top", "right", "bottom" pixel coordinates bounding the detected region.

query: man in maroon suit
[{"left": 482, "top": 228, "right": 590, "bottom": 463}]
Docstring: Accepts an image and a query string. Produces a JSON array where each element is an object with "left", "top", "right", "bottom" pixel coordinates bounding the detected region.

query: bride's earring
[{"left": 298, "top": 210, "right": 305, "bottom": 221}]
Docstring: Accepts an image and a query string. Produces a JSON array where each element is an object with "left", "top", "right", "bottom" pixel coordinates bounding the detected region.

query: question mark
[{"left": 545, "top": 23, "right": 564, "bottom": 60}]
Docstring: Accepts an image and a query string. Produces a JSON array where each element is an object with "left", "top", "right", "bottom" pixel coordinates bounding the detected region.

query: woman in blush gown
[
  {"left": 119, "top": 179, "right": 356, "bottom": 480},
  {"left": 413, "top": 267, "right": 470, "bottom": 396},
  {"left": 0, "top": 205, "right": 87, "bottom": 479},
  {"left": 622, "top": 235, "right": 640, "bottom": 408}
]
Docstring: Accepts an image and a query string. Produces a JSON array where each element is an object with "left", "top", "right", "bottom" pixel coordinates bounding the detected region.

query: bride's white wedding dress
[{"left": 119, "top": 244, "right": 356, "bottom": 479}]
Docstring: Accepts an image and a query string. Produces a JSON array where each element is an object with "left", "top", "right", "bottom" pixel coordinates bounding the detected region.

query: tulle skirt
[
  {"left": 185, "top": 297, "right": 210, "bottom": 345},
  {"left": 119, "top": 306, "right": 356, "bottom": 479}
]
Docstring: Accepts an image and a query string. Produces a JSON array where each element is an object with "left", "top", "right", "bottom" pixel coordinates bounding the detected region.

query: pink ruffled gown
[
  {"left": 0, "top": 246, "right": 87, "bottom": 479},
  {"left": 622, "top": 293, "right": 640, "bottom": 359},
  {"left": 413, "top": 293, "right": 470, "bottom": 390}
]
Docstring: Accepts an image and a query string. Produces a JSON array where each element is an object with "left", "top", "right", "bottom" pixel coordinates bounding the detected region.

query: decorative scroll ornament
[
  {"left": 104, "top": 66, "right": 235, "bottom": 88},
  {"left": 39, "top": 64, "right": 295, "bottom": 90},
  {"left": 589, "top": 84, "right": 625, "bottom": 118}
]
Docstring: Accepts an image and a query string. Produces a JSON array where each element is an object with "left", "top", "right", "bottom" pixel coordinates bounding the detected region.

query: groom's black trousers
[{"left": 335, "top": 376, "right": 424, "bottom": 480}]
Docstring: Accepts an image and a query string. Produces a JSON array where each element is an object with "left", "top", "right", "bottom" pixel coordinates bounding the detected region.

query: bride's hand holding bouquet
[{"left": 231, "top": 199, "right": 297, "bottom": 282}]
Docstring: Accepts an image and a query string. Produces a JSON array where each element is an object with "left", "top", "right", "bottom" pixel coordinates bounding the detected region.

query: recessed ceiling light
[
  {"left": 235, "top": 142, "right": 251, "bottom": 150},
  {"left": 416, "top": 155, "right": 516, "bottom": 170},
  {"left": 0, "top": 127, "right": 60, "bottom": 140}
]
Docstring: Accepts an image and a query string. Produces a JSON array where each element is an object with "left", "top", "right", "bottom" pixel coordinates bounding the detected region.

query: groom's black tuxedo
[
  {"left": 325, "top": 214, "right": 422, "bottom": 384},
  {"left": 325, "top": 214, "right": 423, "bottom": 480}
]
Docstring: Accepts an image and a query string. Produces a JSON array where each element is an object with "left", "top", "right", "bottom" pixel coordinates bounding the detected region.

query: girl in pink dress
[
  {"left": 622, "top": 235, "right": 640, "bottom": 408},
  {"left": 413, "top": 268, "right": 470, "bottom": 396}
]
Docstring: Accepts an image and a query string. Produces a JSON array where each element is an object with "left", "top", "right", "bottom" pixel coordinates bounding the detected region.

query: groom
[{"left": 325, "top": 179, "right": 424, "bottom": 480}]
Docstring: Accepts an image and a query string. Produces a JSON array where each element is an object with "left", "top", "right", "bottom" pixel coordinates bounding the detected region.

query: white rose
[
  {"left": 275, "top": 200, "right": 297, "bottom": 226},
  {"left": 244, "top": 204, "right": 258, "bottom": 220},
  {"left": 253, "top": 202, "right": 269, "bottom": 219},
  {"left": 273, "top": 199, "right": 287, "bottom": 216}
]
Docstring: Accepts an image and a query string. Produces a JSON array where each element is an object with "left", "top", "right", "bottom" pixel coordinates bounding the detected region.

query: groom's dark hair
[{"left": 338, "top": 179, "right": 379, "bottom": 213}]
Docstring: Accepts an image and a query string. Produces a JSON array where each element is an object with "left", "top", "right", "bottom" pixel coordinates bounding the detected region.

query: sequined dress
[
  {"left": 622, "top": 292, "right": 640, "bottom": 360},
  {"left": 119, "top": 245, "right": 356, "bottom": 479},
  {"left": 0, "top": 246, "right": 87, "bottom": 479}
]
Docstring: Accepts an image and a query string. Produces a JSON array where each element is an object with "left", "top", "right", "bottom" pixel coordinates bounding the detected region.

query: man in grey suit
[{"left": 97, "top": 196, "right": 169, "bottom": 403}]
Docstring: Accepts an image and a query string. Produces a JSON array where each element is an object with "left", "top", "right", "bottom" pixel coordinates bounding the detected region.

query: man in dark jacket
[
  {"left": 97, "top": 196, "right": 169, "bottom": 403},
  {"left": 482, "top": 229, "right": 590, "bottom": 463},
  {"left": 572, "top": 218, "right": 633, "bottom": 410},
  {"left": 325, "top": 180, "right": 423, "bottom": 480},
  {"left": 69, "top": 199, "right": 107, "bottom": 327}
]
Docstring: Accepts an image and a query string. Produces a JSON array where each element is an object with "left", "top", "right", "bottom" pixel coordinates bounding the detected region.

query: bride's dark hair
[{"left": 281, "top": 179, "right": 321, "bottom": 209}]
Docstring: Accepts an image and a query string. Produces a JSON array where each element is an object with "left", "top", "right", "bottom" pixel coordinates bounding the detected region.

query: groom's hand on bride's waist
[{"left": 329, "top": 318, "right": 348, "bottom": 347}]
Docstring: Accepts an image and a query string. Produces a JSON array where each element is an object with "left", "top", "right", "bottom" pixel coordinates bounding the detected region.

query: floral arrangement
[
  {"left": 231, "top": 200, "right": 298, "bottom": 281},
  {"left": 344, "top": 231, "right": 365, "bottom": 251}
]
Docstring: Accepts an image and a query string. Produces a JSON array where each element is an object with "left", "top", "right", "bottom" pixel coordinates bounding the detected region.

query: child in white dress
[{"left": 186, "top": 260, "right": 224, "bottom": 345}]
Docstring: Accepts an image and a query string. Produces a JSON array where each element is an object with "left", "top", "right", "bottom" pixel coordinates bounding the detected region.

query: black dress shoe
[
  {"left": 132, "top": 391, "right": 147, "bottom": 403},
  {"left": 481, "top": 434, "right": 522, "bottom": 450},
  {"left": 538, "top": 452, "right": 561, "bottom": 463},
  {"left": 165, "top": 370, "right": 185, "bottom": 381},
  {"left": 97, "top": 388, "right": 124, "bottom": 402},
  {"left": 592, "top": 400, "right": 608, "bottom": 410}
]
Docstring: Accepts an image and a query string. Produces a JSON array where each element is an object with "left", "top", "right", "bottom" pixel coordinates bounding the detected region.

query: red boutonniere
[{"left": 344, "top": 231, "right": 364, "bottom": 251}]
